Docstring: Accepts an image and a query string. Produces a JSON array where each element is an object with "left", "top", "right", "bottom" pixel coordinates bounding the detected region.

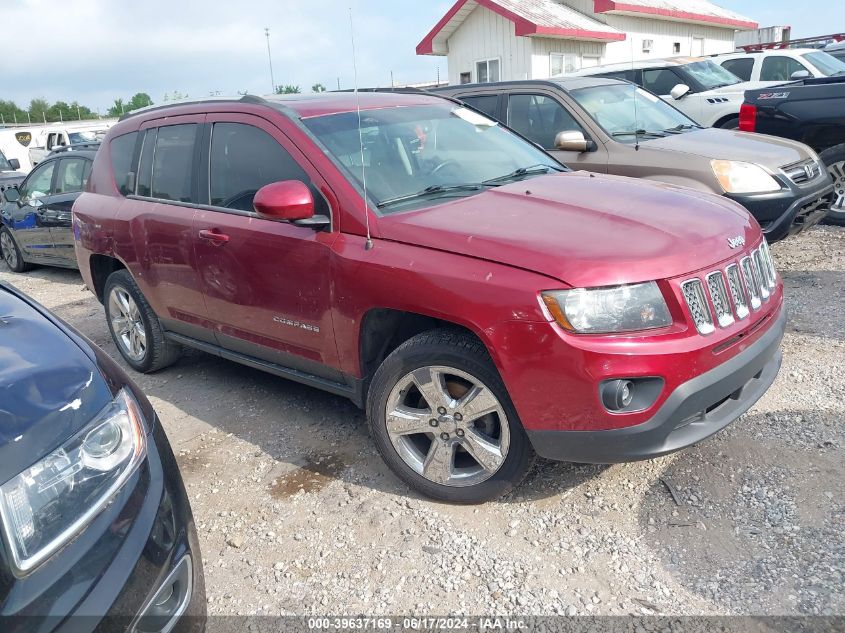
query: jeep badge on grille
[{"left": 727, "top": 236, "right": 745, "bottom": 249}]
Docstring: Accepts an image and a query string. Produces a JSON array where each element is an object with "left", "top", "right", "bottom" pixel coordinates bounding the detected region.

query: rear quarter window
[{"left": 110, "top": 132, "right": 139, "bottom": 196}]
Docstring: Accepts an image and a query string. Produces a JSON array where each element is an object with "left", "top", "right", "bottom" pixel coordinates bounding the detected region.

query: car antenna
[
  {"left": 631, "top": 37, "right": 640, "bottom": 151},
  {"left": 350, "top": 6, "right": 374, "bottom": 251}
]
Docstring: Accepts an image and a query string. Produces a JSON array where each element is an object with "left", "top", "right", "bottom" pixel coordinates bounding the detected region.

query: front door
[
  {"left": 7, "top": 160, "right": 57, "bottom": 259},
  {"left": 192, "top": 114, "right": 340, "bottom": 377},
  {"left": 506, "top": 92, "right": 608, "bottom": 172}
]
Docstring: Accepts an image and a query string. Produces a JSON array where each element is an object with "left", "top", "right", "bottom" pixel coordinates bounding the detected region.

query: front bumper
[
  {"left": 526, "top": 306, "right": 785, "bottom": 463},
  {"left": 729, "top": 179, "right": 833, "bottom": 242},
  {"left": 0, "top": 420, "right": 205, "bottom": 633}
]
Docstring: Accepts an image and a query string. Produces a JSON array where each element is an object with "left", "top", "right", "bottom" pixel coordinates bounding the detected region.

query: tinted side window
[
  {"left": 507, "top": 94, "right": 584, "bottom": 150},
  {"left": 642, "top": 69, "right": 683, "bottom": 95},
  {"left": 136, "top": 128, "right": 158, "bottom": 197},
  {"left": 110, "top": 131, "right": 139, "bottom": 196},
  {"left": 21, "top": 161, "right": 55, "bottom": 200},
  {"left": 55, "top": 158, "right": 88, "bottom": 194},
  {"left": 459, "top": 95, "right": 500, "bottom": 119},
  {"left": 209, "top": 123, "right": 308, "bottom": 211},
  {"left": 721, "top": 58, "right": 754, "bottom": 82},
  {"left": 598, "top": 70, "right": 634, "bottom": 82},
  {"left": 151, "top": 124, "right": 197, "bottom": 203},
  {"left": 760, "top": 56, "right": 807, "bottom": 81}
]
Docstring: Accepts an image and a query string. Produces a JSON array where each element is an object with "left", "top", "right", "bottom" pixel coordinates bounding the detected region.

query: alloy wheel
[
  {"left": 1, "top": 231, "right": 18, "bottom": 270},
  {"left": 830, "top": 161, "right": 845, "bottom": 213},
  {"left": 108, "top": 286, "right": 147, "bottom": 362},
  {"left": 385, "top": 365, "right": 510, "bottom": 487}
]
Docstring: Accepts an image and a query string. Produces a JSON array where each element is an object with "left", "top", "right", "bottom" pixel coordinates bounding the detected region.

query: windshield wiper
[
  {"left": 662, "top": 123, "right": 699, "bottom": 134},
  {"left": 376, "top": 184, "right": 484, "bottom": 208},
  {"left": 482, "top": 164, "right": 563, "bottom": 186},
  {"left": 611, "top": 130, "right": 667, "bottom": 139}
]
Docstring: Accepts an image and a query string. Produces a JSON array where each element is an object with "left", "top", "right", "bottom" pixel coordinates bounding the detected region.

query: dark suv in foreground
[
  {"left": 0, "top": 282, "right": 204, "bottom": 631},
  {"left": 73, "top": 93, "right": 784, "bottom": 503}
]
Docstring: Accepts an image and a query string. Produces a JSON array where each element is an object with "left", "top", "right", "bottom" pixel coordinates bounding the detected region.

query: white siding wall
[
  {"left": 445, "top": 5, "right": 532, "bottom": 84},
  {"left": 601, "top": 14, "right": 736, "bottom": 63},
  {"left": 530, "top": 39, "right": 604, "bottom": 79}
]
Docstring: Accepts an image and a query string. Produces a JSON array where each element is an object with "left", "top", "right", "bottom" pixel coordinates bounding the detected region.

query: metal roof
[
  {"left": 593, "top": 0, "right": 757, "bottom": 30},
  {"left": 417, "top": 0, "right": 625, "bottom": 56}
]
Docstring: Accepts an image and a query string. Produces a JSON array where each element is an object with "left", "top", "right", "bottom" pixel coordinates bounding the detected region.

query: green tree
[
  {"left": 0, "top": 100, "right": 28, "bottom": 124},
  {"left": 311, "top": 83, "right": 326, "bottom": 93},
  {"left": 28, "top": 98, "right": 50, "bottom": 123},
  {"left": 275, "top": 85, "right": 301, "bottom": 94},
  {"left": 126, "top": 93, "right": 153, "bottom": 110},
  {"left": 107, "top": 98, "right": 125, "bottom": 117}
]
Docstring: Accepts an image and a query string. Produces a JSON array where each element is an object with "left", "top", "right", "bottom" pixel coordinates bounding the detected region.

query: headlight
[
  {"left": 0, "top": 389, "right": 146, "bottom": 574},
  {"left": 541, "top": 281, "right": 672, "bottom": 334},
  {"left": 711, "top": 160, "right": 781, "bottom": 194}
]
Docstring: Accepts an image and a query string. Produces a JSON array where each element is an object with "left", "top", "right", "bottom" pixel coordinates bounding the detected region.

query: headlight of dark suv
[{"left": 0, "top": 389, "right": 147, "bottom": 574}]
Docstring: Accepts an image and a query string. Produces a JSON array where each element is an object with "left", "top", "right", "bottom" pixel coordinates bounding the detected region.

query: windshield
[
  {"left": 68, "top": 129, "right": 107, "bottom": 145},
  {"left": 303, "top": 104, "right": 562, "bottom": 212},
  {"left": 682, "top": 60, "right": 742, "bottom": 89},
  {"left": 0, "top": 151, "right": 11, "bottom": 171},
  {"left": 570, "top": 84, "right": 697, "bottom": 140},
  {"left": 804, "top": 51, "right": 845, "bottom": 76}
]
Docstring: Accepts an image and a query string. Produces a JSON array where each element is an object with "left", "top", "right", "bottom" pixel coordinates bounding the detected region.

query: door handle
[{"left": 198, "top": 229, "right": 230, "bottom": 245}]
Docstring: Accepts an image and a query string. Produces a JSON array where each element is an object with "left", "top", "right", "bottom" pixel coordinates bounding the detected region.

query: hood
[
  {"left": 0, "top": 285, "right": 113, "bottom": 483},
  {"left": 0, "top": 172, "right": 24, "bottom": 184},
  {"left": 710, "top": 80, "right": 781, "bottom": 96},
  {"left": 643, "top": 127, "right": 811, "bottom": 168},
  {"left": 378, "top": 172, "right": 759, "bottom": 288}
]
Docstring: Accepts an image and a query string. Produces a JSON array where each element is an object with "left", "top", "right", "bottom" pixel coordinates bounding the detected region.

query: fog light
[
  {"left": 599, "top": 377, "right": 664, "bottom": 413},
  {"left": 136, "top": 555, "right": 193, "bottom": 633}
]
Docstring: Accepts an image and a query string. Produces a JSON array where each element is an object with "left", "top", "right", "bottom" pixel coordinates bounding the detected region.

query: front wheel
[
  {"left": 367, "top": 329, "right": 532, "bottom": 503},
  {"left": 820, "top": 145, "right": 845, "bottom": 226},
  {"left": 0, "top": 226, "right": 33, "bottom": 273}
]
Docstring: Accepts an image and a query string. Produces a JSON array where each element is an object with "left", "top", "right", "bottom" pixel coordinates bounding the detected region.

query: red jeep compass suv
[{"left": 73, "top": 93, "right": 785, "bottom": 503}]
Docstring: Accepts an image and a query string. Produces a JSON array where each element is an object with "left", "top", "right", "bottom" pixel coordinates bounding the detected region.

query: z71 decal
[{"left": 756, "top": 92, "right": 791, "bottom": 100}]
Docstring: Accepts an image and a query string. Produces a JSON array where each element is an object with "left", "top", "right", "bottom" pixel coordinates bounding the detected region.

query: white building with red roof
[{"left": 417, "top": 0, "right": 757, "bottom": 84}]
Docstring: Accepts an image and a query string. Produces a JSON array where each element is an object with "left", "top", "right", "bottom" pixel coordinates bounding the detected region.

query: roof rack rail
[
  {"left": 739, "top": 32, "right": 845, "bottom": 52},
  {"left": 332, "top": 86, "right": 429, "bottom": 94},
  {"left": 118, "top": 94, "right": 271, "bottom": 121},
  {"left": 50, "top": 142, "right": 102, "bottom": 154}
]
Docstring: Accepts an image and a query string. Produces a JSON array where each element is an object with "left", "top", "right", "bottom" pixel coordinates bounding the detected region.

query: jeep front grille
[
  {"left": 782, "top": 158, "right": 821, "bottom": 186},
  {"left": 681, "top": 279, "right": 715, "bottom": 335},
  {"left": 681, "top": 245, "right": 776, "bottom": 335}
]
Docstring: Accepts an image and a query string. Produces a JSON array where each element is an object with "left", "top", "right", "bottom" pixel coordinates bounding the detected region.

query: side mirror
[
  {"left": 8, "top": 158, "right": 20, "bottom": 170},
  {"left": 790, "top": 70, "right": 811, "bottom": 80},
  {"left": 3, "top": 187, "right": 20, "bottom": 203},
  {"left": 253, "top": 180, "right": 315, "bottom": 221},
  {"left": 554, "top": 130, "right": 590, "bottom": 152},
  {"left": 670, "top": 84, "right": 691, "bottom": 100}
]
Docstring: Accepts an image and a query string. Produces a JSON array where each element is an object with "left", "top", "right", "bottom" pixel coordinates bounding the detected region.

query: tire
[
  {"left": 820, "top": 145, "right": 845, "bottom": 226},
  {"left": 366, "top": 329, "right": 533, "bottom": 503},
  {"left": 0, "top": 226, "right": 33, "bottom": 273},
  {"left": 103, "top": 269, "right": 181, "bottom": 373},
  {"left": 718, "top": 116, "right": 740, "bottom": 130}
]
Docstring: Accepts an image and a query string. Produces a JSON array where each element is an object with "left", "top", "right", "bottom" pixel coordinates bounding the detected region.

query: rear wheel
[
  {"left": 367, "top": 329, "right": 532, "bottom": 503},
  {"left": 820, "top": 145, "right": 845, "bottom": 225},
  {"left": 0, "top": 227, "right": 33, "bottom": 273},
  {"left": 104, "top": 269, "right": 181, "bottom": 373},
  {"left": 718, "top": 116, "right": 740, "bottom": 130}
]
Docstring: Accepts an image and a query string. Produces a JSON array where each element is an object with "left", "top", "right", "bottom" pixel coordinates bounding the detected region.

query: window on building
[
  {"left": 151, "top": 124, "right": 197, "bottom": 203},
  {"left": 760, "top": 56, "right": 809, "bottom": 81},
  {"left": 581, "top": 55, "right": 601, "bottom": 69},
  {"left": 460, "top": 72, "right": 472, "bottom": 85},
  {"left": 110, "top": 131, "right": 139, "bottom": 197},
  {"left": 550, "top": 53, "right": 579, "bottom": 76},
  {"left": 721, "top": 58, "right": 755, "bottom": 82},
  {"left": 459, "top": 95, "right": 500, "bottom": 119},
  {"left": 673, "top": 42, "right": 682, "bottom": 54},
  {"left": 209, "top": 123, "right": 310, "bottom": 212},
  {"left": 476, "top": 58, "right": 500, "bottom": 83},
  {"left": 642, "top": 68, "right": 684, "bottom": 95},
  {"left": 507, "top": 94, "right": 585, "bottom": 150}
]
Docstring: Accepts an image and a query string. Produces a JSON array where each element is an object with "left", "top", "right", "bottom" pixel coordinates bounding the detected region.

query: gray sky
[{"left": 0, "top": 0, "right": 835, "bottom": 112}]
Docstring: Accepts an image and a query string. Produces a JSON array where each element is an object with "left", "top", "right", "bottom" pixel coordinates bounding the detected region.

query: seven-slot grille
[
  {"left": 782, "top": 158, "right": 821, "bottom": 186},
  {"left": 682, "top": 244, "right": 776, "bottom": 335}
]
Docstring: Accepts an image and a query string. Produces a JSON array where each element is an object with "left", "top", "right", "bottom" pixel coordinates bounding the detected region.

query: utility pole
[
  {"left": 265, "top": 28, "right": 276, "bottom": 94},
  {"left": 337, "top": 77, "right": 341, "bottom": 90},
  {"left": 391, "top": 71, "right": 395, "bottom": 88},
  {"left": 77, "top": 105, "right": 81, "bottom": 120}
]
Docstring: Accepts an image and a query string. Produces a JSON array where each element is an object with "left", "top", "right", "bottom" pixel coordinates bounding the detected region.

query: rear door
[
  {"left": 192, "top": 114, "right": 340, "bottom": 376},
  {"left": 7, "top": 160, "right": 57, "bottom": 258},
  {"left": 505, "top": 91, "right": 608, "bottom": 171},
  {"left": 127, "top": 115, "right": 215, "bottom": 342},
  {"left": 45, "top": 156, "right": 91, "bottom": 264}
]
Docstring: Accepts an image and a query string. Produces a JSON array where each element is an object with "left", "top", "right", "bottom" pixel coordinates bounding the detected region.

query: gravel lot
[{"left": 1, "top": 226, "right": 843, "bottom": 618}]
